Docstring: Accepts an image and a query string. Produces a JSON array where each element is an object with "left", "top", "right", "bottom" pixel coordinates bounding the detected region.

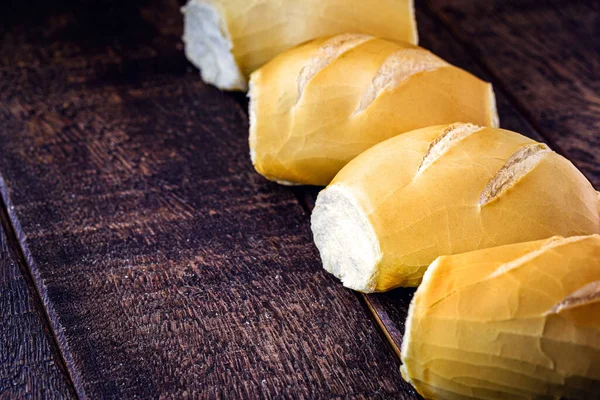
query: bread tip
[{"left": 407, "top": 0, "right": 419, "bottom": 45}]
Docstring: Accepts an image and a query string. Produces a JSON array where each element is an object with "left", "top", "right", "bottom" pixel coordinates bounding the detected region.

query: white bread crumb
[
  {"left": 311, "top": 184, "right": 381, "bottom": 292},
  {"left": 182, "top": 0, "right": 246, "bottom": 90}
]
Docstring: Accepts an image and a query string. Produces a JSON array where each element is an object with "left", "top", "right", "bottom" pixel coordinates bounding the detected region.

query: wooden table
[{"left": 1, "top": 0, "right": 598, "bottom": 398}]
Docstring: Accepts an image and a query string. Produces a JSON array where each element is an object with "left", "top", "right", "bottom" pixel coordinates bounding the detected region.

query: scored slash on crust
[
  {"left": 356, "top": 48, "right": 449, "bottom": 113},
  {"left": 547, "top": 279, "right": 600, "bottom": 315},
  {"left": 295, "top": 36, "right": 449, "bottom": 111},
  {"left": 296, "top": 34, "right": 373, "bottom": 104},
  {"left": 418, "top": 123, "right": 483, "bottom": 173},
  {"left": 488, "top": 235, "right": 585, "bottom": 279},
  {"left": 479, "top": 143, "right": 551, "bottom": 206}
]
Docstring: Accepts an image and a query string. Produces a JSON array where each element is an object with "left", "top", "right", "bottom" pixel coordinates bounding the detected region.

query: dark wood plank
[
  {"left": 0, "top": 0, "right": 418, "bottom": 398},
  {"left": 427, "top": 0, "right": 600, "bottom": 187},
  {"left": 0, "top": 201, "right": 75, "bottom": 398}
]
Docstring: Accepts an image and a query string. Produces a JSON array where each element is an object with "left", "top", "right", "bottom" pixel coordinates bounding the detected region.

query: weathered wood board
[{"left": 0, "top": 0, "right": 598, "bottom": 398}]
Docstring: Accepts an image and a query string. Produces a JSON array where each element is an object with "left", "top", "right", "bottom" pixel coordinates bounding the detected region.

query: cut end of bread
[
  {"left": 356, "top": 48, "right": 448, "bottom": 113},
  {"left": 419, "top": 123, "right": 483, "bottom": 173},
  {"left": 296, "top": 34, "right": 372, "bottom": 103},
  {"left": 479, "top": 143, "right": 551, "bottom": 206},
  {"left": 182, "top": 0, "right": 246, "bottom": 91},
  {"left": 311, "top": 185, "right": 381, "bottom": 293}
]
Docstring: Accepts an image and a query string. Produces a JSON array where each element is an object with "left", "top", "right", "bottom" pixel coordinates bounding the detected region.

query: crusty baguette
[
  {"left": 310, "top": 124, "right": 600, "bottom": 291},
  {"left": 249, "top": 35, "right": 498, "bottom": 185},
  {"left": 401, "top": 235, "right": 600, "bottom": 400},
  {"left": 182, "top": 0, "right": 418, "bottom": 90}
]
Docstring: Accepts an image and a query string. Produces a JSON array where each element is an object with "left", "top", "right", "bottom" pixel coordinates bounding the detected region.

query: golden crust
[
  {"left": 401, "top": 235, "right": 600, "bottom": 400},
  {"left": 250, "top": 36, "right": 498, "bottom": 185}
]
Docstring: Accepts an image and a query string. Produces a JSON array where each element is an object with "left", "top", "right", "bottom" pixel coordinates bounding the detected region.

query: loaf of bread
[
  {"left": 249, "top": 35, "right": 498, "bottom": 185},
  {"left": 311, "top": 124, "right": 600, "bottom": 291},
  {"left": 401, "top": 235, "right": 600, "bottom": 400},
  {"left": 182, "top": 0, "right": 418, "bottom": 90}
]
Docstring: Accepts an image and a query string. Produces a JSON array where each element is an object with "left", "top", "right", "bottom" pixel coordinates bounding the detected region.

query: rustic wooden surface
[
  {"left": 0, "top": 0, "right": 416, "bottom": 398},
  {"left": 0, "top": 206, "right": 75, "bottom": 398},
  {"left": 0, "top": 0, "right": 598, "bottom": 399}
]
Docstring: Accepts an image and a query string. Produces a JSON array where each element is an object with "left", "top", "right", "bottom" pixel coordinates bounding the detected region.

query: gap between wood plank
[
  {"left": 361, "top": 294, "right": 403, "bottom": 361},
  {"left": 0, "top": 179, "right": 80, "bottom": 399}
]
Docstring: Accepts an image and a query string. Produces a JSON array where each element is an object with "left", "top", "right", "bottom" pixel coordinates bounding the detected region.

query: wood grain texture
[
  {"left": 428, "top": 0, "right": 600, "bottom": 187},
  {"left": 0, "top": 0, "right": 418, "bottom": 398},
  {"left": 0, "top": 206, "right": 75, "bottom": 398}
]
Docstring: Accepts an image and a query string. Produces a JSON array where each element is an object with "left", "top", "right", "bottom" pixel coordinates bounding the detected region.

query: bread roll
[
  {"left": 401, "top": 235, "right": 600, "bottom": 400},
  {"left": 182, "top": 0, "right": 418, "bottom": 90},
  {"left": 311, "top": 124, "right": 600, "bottom": 291},
  {"left": 249, "top": 35, "right": 498, "bottom": 185}
]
